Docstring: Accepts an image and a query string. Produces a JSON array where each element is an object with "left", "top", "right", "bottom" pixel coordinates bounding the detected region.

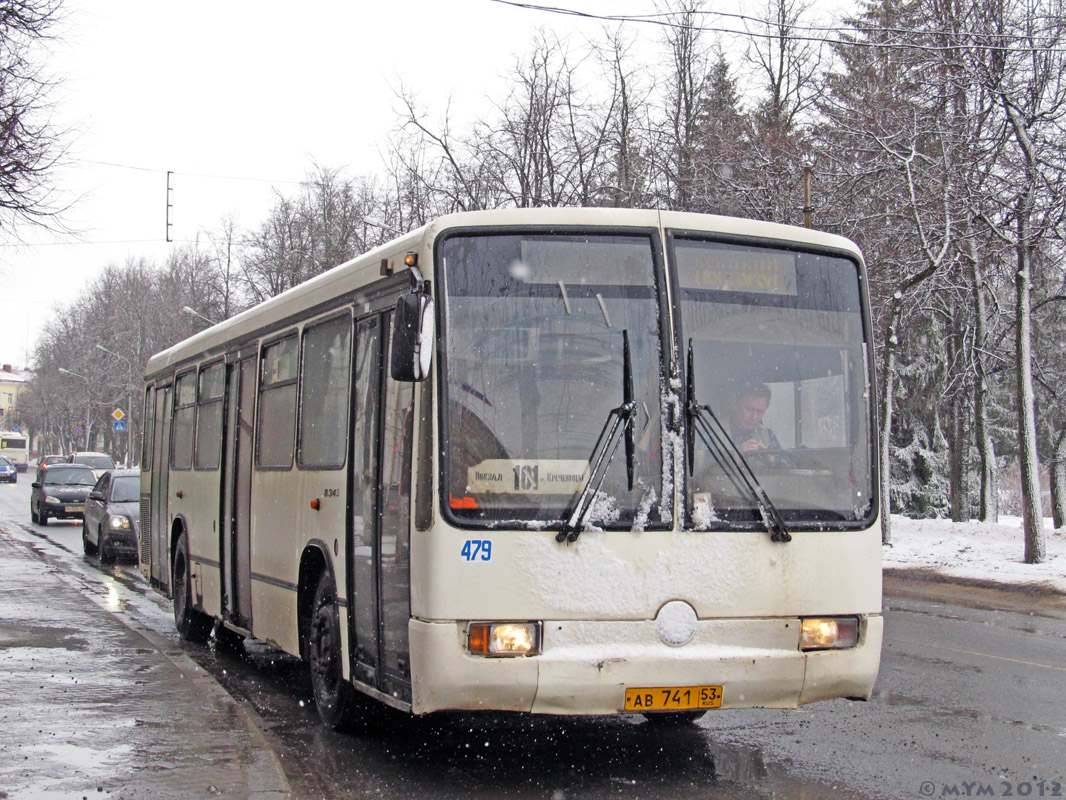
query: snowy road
[{"left": 2, "top": 477, "right": 1064, "bottom": 799}]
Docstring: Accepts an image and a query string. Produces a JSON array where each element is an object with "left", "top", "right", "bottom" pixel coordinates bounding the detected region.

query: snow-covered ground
[{"left": 884, "top": 515, "right": 1066, "bottom": 595}]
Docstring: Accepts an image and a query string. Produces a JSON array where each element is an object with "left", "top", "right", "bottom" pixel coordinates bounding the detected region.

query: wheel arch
[
  {"left": 168, "top": 514, "right": 190, "bottom": 599},
  {"left": 297, "top": 540, "right": 335, "bottom": 662}
]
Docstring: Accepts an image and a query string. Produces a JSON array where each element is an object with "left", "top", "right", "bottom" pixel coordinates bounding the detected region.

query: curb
[{"left": 883, "top": 567, "right": 1066, "bottom": 619}]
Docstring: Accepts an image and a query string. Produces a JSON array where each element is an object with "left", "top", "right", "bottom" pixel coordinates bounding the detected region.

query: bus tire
[
  {"left": 308, "top": 571, "right": 359, "bottom": 731},
  {"left": 173, "top": 533, "right": 212, "bottom": 643},
  {"left": 642, "top": 711, "right": 705, "bottom": 726}
]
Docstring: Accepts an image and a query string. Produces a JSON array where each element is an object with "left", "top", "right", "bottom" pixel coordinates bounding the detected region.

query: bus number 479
[{"left": 461, "top": 540, "right": 492, "bottom": 562}]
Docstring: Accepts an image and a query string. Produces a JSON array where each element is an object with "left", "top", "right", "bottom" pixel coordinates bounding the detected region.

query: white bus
[
  {"left": 140, "top": 208, "right": 882, "bottom": 729},
  {"left": 0, "top": 431, "right": 29, "bottom": 472}
]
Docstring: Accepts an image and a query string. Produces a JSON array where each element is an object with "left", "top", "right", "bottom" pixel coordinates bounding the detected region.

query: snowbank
[{"left": 883, "top": 515, "right": 1066, "bottom": 595}]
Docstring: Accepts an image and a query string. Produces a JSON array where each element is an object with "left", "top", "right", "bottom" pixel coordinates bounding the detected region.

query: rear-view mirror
[{"left": 390, "top": 293, "right": 435, "bottom": 382}]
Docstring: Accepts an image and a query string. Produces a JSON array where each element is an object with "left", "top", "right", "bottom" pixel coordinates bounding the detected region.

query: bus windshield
[
  {"left": 674, "top": 237, "right": 874, "bottom": 528},
  {"left": 439, "top": 232, "right": 665, "bottom": 530}
]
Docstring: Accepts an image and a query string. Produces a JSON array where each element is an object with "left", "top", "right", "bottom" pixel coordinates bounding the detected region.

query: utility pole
[
  {"left": 166, "top": 170, "right": 174, "bottom": 242},
  {"left": 803, "top": 163, "right": 813, "bottom": 229}
]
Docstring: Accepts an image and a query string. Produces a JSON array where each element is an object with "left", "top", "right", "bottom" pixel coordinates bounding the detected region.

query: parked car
[
  {"left": 82, "top": 469, "right": 140, "bottom": 563},
  {"left": 31, "top": 464, "right": 97, "bottom": 526},
  {"left": 0, "top": 456, "right": 17, "bottom": 483},
  {"left": 65, "top": 451, "right": 116, "bottom": 478}
]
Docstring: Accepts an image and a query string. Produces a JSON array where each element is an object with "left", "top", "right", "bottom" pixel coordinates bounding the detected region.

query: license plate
[
  {"left": 67, "top": 505, "right": 84, "bottom": 513},
  {"left": 624, "top": 685, "right": 723, "bottom": 711}
]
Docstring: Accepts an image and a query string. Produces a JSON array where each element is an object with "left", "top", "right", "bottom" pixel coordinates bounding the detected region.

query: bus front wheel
[
  {"left": 308, "top": 572, "right": 359, "bottom": 731},
  {"left": 642, "top": 711, "right": 705, "bottom": 726},
  {"left": 173, "top": 533, "right": 212, "bottom": 643}
]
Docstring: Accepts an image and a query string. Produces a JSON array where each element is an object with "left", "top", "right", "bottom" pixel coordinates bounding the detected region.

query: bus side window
[
  {"left": 195, "top": 362, "right": 225, "bottom": 470},
  {"left": 297, "top": 314, "right": 352, "bottom": 470},
  {"left": 171, "top": 372, "right": 196, "bottom": 470},
  {"left": 257, "top": 335, "right": 299, "bottom": 468}
]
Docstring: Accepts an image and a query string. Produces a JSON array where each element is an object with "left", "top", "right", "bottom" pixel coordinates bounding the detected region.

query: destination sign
[{"left": 467, "top": 459, "right": 589, "bottom": 495}]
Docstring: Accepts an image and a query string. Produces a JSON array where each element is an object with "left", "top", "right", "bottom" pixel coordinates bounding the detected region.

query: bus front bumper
[{"left": 409, "top": 615, "right": 883, "bottom": 715}]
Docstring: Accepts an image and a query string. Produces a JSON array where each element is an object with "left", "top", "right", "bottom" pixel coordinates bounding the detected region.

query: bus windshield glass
[
  {"left": 439, "top": 232, "right": 665, "bottom": 530},
  {"left": 674, "top": 237, "right": 874, "bottom": 528}
]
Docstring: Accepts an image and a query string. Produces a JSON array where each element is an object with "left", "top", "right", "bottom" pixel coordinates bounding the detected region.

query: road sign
[
  {"left": 73, "top": 425, "right": 83, "bottom": 436},
  {"left": 113, "top": 420, "right": 127, "bottom": 433},
  {"left": 112, "top": 408, "right": 125, "bottom": 421}
]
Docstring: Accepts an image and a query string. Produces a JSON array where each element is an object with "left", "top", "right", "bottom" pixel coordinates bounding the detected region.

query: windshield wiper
[
  {"left": 685, "top": 340, "right": 791, "bottom": 543},
  {"left": 557, "top": 330, "right": 636, "bottom": 544}
]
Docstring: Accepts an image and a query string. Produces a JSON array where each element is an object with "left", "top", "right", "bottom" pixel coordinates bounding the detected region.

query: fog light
[
  {"left": 467, "top": 622, "right": 540, "bottom": 656},
  {"left": 800, "top": 617, "right": 859, "bottom": 651}
]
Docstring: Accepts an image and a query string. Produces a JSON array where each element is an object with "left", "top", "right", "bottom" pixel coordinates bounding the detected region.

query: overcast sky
[{"left": 0, "top": 0, "right": 842, "bottom": 370}]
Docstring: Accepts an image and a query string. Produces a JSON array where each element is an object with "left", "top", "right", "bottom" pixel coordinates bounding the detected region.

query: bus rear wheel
[
  {"left": 173, "top": 533, "right": 212, "bottom": 643},
  {"left": 308, "top": 572, "right": 359, "bottom": 731}
]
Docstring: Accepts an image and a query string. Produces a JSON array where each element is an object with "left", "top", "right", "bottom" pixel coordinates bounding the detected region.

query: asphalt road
[{"left": 2, "top": 475, "right": 1063, "bottom": 800}]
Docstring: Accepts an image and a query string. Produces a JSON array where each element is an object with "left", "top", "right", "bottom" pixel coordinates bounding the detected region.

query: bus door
[
  {"left": 349, "top": 311, "right": 414, "bottom": 702},
  {"left": 221, "top": 354, "right": 255, "bottom": 629},
  {"left": 149, "top": 384, "right": 172, "bottom": 589}
]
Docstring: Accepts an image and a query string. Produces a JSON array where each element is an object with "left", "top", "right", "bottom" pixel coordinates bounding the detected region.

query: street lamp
[
  {"left": 362, "top": 216, "right": 401, "bottom": 250},
  {"left": 58, "top": 367, "right": 91, "bottom": 451},
  {"left": 182, "top": 306, "right": 217, "bottom": 326},
  {"left": 96, "top": 344, "right": 136, "bottom": 467}
]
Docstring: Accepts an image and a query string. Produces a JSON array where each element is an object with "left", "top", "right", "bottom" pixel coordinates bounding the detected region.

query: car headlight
[
  {"left": 799, "top": 617, "right": 860, "bottom": 651},
  {"left": 108, "top": 515, "right": 131, "bottom": 530},
  {"left": 44, "top": 495, "right": 61, "bottom": 503},
  {"left": 467, "top": 622, "right": 541, "bottom": 656}
]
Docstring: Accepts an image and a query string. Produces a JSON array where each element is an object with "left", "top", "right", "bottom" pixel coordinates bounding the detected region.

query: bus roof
[{"left": 144, "top": 208, "right": 862, "bottom": 381}]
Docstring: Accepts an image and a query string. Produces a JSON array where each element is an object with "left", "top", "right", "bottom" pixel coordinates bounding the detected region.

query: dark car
[
  {"left": 0, "top": 456, "right": 17, "bottom": 484},
  {"left": 82, "top": 469, "right": 140, "bottom": 563},
  {"left": 31, "top": 464, "right": 97, "bottom": 526},
  {"left": 65, "top": 451, "right": 116, "bottom": 478},
  {"left": 36, "top": 455, "right": 69, "bottom": 485}
]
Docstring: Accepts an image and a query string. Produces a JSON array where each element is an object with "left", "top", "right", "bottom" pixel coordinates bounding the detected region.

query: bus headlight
[
  {"left": 799, "top": 617, "right": 859, "bottom": 651},
  {"left": 467, "top": 622, "right": 541, "bottom": 657},
  {"left": 109, "top": 515, "right": 131, "bottom": 530}
]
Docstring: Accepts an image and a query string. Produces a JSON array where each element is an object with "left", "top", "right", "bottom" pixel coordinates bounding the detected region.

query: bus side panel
[
  {"left": 171, "top": 468, "right": 223, "bottom": 619},
  {"left": 247, "top": 467, "right": 347, "bottom": 658}
]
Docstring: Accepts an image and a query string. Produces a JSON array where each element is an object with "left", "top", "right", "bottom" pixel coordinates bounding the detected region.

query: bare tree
[
  {"left": 240, "top": 193, "right": 309, "bottom": 302},
  {"left": 961, "top": 0, "right": 1066, "bottom": 563},
  {"left": 819, "top": 0, "right": 962, "bottom": 541},
  {"left": 0, "top": 0, "right": 67, "bottom": 239},
  {"left": 593, "top": 27, "right": 655, "bottom": 208},
  {"left": 654, "top": 1, "right": 711, "bottom": 209}
]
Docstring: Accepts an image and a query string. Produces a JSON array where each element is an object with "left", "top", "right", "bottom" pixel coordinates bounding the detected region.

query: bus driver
[{"left": 730, "top": 383, "right": 781, "bottom": 453}]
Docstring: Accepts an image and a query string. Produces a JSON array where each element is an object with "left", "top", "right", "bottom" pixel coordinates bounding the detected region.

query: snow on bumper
[{"left": 410, "top": 615, "right": 882, "bottom": 715}]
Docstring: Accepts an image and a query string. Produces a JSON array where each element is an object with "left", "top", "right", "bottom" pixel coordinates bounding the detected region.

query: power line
[
  {"left": 0, "top": 238, "right": 205, "bottom": 248},
  {"left": 488, "top": 0, "right": 1066, "bottom": 54},
  {"left": 82, "top": 160, "right": 305, "bottom": 186}
]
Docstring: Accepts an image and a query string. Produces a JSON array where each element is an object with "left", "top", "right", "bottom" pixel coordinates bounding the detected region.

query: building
[{"left": 0, "top": 365, "right": 30, "bottom": 428}]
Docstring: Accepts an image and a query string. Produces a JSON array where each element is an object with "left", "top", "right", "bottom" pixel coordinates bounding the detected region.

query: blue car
[{"left": 0, "top": 456, "right": 17, "bottom": 483}]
